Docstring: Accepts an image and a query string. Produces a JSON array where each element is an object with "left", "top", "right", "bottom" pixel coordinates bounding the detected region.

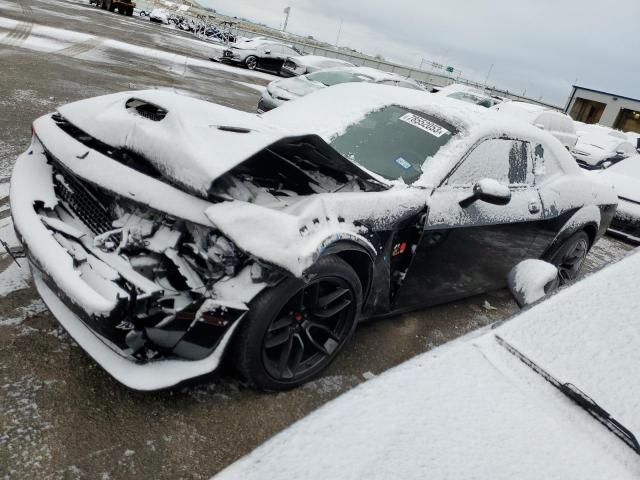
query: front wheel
[
  {"left": 244, "top": 55, "right": 258, "bottom": 70},
  {"left": 232, "top": 256, "right": 362, "bottom": 391},
  {"left": 548, "top": 230, "right": 590, "bottom": 284}
]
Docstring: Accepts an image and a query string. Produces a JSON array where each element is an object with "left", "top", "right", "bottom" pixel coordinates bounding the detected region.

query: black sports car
[{"left": 10, "top": 84, "right": 617, "bottom": 390}]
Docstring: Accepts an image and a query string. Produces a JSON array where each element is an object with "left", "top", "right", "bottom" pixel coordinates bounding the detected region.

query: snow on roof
[
  {"left": 576, "top": 132, "right": 631, "bottom": 151},
  {"left": 435, "top": 82, "right": 491, "bottom": 98},
  {"left": 213, "top": 251, "right": 640, "bottom": 480},
  {"left": 263, "top": 82, "right": 578, "bottom": 186}
]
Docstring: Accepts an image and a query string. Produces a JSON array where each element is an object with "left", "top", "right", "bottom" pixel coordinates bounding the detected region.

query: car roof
[{"left": 215, "top": 251, "right": 640, "bottom": 480}]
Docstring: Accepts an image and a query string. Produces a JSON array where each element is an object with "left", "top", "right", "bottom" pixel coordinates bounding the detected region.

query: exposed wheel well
[
  {"left": 582, "top": 223, "right": 597, "bottom": 248},
  {"left": 331, "top": 249, "right": 374, "bottom": 300}
]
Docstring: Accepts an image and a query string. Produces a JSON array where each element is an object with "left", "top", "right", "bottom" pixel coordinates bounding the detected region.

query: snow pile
[
  {"left": 0, "top": 262, "right": 32, "bottom": 297},
  {"left": 213, "top": 251, "right": 640, "bottom": 480},
  {"left": 507, "top": 259, "right": 557, "bottom": 306}
]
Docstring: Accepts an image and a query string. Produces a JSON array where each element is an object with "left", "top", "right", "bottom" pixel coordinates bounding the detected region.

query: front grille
[{"left": 52, "top": 163, "right": 114, "bottom": 236}]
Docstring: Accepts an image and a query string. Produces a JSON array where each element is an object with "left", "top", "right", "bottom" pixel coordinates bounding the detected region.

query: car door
[
  {"left": 257, "top": 45, "right": 278, "bottom": 71},
  {"left": 393, "top": 138, "right": 544, "bottom": 309}
]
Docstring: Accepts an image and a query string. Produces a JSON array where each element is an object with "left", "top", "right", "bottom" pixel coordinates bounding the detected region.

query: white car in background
[
  {"left": 435, "top": 83, "right": 501, "bottom": 108},
  {"left": 597, "top": 155, "right": 640, "bottom": 242},
  {"left": 492, "top": 101, "right": 578, "bottom": 150},
  {"left": 280, "top": 55, "right": 355, "bottom": 77},
  {"left": 572, "top": 133, "right": 636, "bottom": 170},
  {"left": 257, "top": 66, "right": 424, "bottom": 112},
  {"left": 215, "top": 251, "right": 640, "bottom": 480},
  {"left": 149, "top": 8, "right": 168, "bottom": 24}
]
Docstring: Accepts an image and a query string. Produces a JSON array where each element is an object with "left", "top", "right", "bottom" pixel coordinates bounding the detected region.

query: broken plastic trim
[{"left": 125, "top": 98, "right": 168, "bottom": 121}]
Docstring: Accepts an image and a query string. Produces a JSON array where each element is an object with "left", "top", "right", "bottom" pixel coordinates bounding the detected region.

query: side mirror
[
  {"left": 459, "top": 178, "right": 511, "bottom": 208},
  {"left": 534, "top": 123, "right": 546, "bottom": 130},
  {"left": 507, "top": 259, "right": 559, "bottom": 307},
  {"left": 264, "top": 50, "right": 271, "bottom": 54},
  {"left": 616, "top": 149, "right": 626, "bottom": 156}
]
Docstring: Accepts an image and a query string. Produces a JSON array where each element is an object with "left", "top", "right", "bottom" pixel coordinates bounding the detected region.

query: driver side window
[{"left": 447, "top": 139, "right": 533, "bottom": 186}]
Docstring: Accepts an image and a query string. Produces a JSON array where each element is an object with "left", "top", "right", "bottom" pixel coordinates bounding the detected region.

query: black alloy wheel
[
  {"left": 245, "top": 55, "right": 258, "bottom": 70},
  {"left": 232, "top": 256, "right": 362, "bottom": 390},
  {"left": 549, "top": 230, "right": 590, "bottom": 284}
]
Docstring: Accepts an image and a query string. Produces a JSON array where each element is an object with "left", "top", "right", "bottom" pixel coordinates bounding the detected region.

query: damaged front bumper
[{"left": 9, "top": 120, "right": 257, "bottom": 390}]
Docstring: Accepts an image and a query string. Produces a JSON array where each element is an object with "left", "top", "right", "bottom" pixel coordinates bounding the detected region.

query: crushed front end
[{"left": 10, "top": 116, "right": 265, "bottom": 390}]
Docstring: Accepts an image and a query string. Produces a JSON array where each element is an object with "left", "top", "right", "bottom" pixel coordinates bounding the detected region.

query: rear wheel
[
  {"left": 233, "top": 256, "right": 362, "bottom": 390},
  {"left": 245, "top": 55, "right": 258, "bottom": 70},
  {"left": 548, "top": 230, "right": 590, "bottom": 284},
  {"left": 126, "top": 7, "right": 133, "bottom": 16}
]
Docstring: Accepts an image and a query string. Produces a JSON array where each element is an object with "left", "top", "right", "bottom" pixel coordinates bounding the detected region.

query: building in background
[{"left": 565, "top": 85, "right": 640, "bottom": 133}]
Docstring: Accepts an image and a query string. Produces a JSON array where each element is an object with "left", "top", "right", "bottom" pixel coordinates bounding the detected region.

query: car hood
[
  {"left": 56, "top": 90, "right": 381, "bottom": 195},
  {"left": 271, "top": 76, "right": 325, "bottom": 98},
  {"left": 600, "top": 169, "right": 640, "bottom": 202}
]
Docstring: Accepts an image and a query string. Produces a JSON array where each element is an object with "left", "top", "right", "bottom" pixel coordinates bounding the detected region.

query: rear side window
[
  {"left": 533, "top": 143, "right": 563, "bottom": 183},
  {"left": 448, "top": 139, "right": 533, "bottom": 186}
]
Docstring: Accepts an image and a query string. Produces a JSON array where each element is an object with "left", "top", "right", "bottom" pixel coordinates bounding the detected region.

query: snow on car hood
[
  {"left": 57, "top": 90, "right": 289, "bottom": 195},
  {"left": 598, "top": 155, "right": 640, "bottom": 201}
]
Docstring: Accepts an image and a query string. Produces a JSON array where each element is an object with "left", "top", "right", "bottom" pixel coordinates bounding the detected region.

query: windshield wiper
[{"left": 495, "top": 335, "right": 640, "bottom": 455}]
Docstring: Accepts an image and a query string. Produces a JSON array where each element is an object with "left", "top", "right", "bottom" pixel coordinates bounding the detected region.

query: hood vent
[{"left": 126, "top": 98, "right": 168, "bottom": 122}]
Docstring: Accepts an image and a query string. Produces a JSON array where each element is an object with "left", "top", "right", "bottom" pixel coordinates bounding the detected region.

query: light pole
[
  {"left": 335, "top": 17, "right": 343, "bottom": 46},
  {"left": 283, "top": 6, "right": 290, "bottom": 32},
  {"left": 484, "top": 63, "right": 493, "bottom": 88}
]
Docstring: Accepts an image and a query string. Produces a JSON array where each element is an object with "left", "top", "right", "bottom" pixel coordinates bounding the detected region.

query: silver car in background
[
  {"left": 258, "top": 66, "right": 425, "bottom": 112},
  {"left": 280, "top": 55, "right": 355, "bottom": 77}
]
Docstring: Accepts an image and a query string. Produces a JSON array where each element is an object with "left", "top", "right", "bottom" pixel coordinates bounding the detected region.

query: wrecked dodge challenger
[{"left": 10, "top": 84, "right": 617, "bottom": 390}]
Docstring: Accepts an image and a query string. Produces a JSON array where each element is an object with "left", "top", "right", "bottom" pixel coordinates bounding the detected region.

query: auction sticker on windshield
[{"left": 399, "top": 113, "right": 449, "bottom": 138}]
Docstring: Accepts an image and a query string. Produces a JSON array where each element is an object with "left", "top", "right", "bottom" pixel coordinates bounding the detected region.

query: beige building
[{"left": 565, "top": 85, "right": 640, "bottom": 134}]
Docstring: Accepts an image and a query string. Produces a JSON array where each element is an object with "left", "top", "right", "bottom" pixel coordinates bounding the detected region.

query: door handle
[{"left": 528, "top": 200, "right": 541, "bottom": 214}]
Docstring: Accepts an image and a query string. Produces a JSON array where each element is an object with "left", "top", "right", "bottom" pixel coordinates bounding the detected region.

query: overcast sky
[{"left": 200, "top": 0, "right": 639, "bottom": 106}]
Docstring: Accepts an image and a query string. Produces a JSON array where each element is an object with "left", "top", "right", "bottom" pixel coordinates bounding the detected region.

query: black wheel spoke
[
  {"left": 277, "top": 333, "right": 295, "bottom": 377},
  {"left": 304, "top": 325, "right": 338, "bottom": 356},
  {"left": 268, "top": 317, "right": 294, "bottom": 333},
  {"left": 265, "top": 329, "right": 292, "bottom": 349},
  {"left": 317, "top": 287, "right": 350, "bottom": 308},
  {"left": 312, "top": 298, "right": 352, "bottom": 318},
  {"left": 289, "top": 334, "right": 305, "bottom": 375}
]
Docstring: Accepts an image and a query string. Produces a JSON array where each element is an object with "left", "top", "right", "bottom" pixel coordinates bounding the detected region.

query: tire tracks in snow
[
  {"left": 0, "top": 0, "right": 33, "bottom": 47},
  {"left": 54, "top": 36, "right": 104, "bottom": 58}
]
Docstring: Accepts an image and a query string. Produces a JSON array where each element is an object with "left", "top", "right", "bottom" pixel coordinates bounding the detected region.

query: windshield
[
  {"left": 329, "top": 105, "right": 455, "bottom": 183},
  {"left": 306, "top": 71, "right": 372, "bottom": 87}
]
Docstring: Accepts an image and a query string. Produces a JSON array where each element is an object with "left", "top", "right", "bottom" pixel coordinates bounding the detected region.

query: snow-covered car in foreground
[
  {"left": 11, "top": 84, "right": 616, "bottom": 391},
  {"left": 216, "top": 38, "right": 299, "bottom": 73},
  {"left": 258, "top": 66, "right": 424, "bottom": 112},
  {"left": 279, "top": 55, "right": 355, "bottom": 77},
  {"left": 215, "top": 250, "right": 640, "bottom": 479},
  {"left": 492, "top": 101, "right": 578, "bottom": 150},
  {"left": 596, "top": 155, "right": 640, "bottom": 242},
  {"left": 572, "top": 132, "right": 637, "bottom": 170}
]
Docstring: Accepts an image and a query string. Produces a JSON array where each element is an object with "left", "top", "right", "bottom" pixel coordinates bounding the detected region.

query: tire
[
  {"left": 126, "top": 7, "right": 133, "bottom": 16},
  {"left": 233, "top": 255, "right": 362, "bottom": 391},
  {"left": 547, "top": 230, "right": 590, "bottom": 284},
  {"left": 107, "top": 0, "right": 115, "bottom": 12},
  {"left": 244, "top": 55, "right": 258, "bottom": 70}
]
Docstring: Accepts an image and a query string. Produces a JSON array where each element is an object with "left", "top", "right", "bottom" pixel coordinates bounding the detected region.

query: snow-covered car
[
  {"left": 572, "top": 133, "right": 636, "bottom": 170},
  {"left": 492, "top": 101, "right": 578, "bottom": 150},
  {"left": 149, "top": 8, "right": 168, "bottom": 24},
  {"left": 435, "top": 83, "right": 501, "bottom": 108},
  {"left": 216, "top": 38, "right": 299, "bottom": 73},
  {"left": 11, "top": 84, "right": 616, "bottom": 391},
  {"left": 279, "top": 55, "right": 355, "bottom": 77},
  {"left": 596, "top": 155, "right": 640, "bottom": 242},
  {"left": 257, "top": 66, "right": 424, "bottom": 112},
  {"left": 215, "top": 251, "right": 640, "bottom": 479}
]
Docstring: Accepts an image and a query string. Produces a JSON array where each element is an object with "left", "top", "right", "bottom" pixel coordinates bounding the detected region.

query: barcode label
[{"left": 399, "top": 113, "right": 449, "bottom": 138}]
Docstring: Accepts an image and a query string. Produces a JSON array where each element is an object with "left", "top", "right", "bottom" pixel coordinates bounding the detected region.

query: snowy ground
[{"left": 0, "top": 0, "right": 637, "bottom": 478}]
